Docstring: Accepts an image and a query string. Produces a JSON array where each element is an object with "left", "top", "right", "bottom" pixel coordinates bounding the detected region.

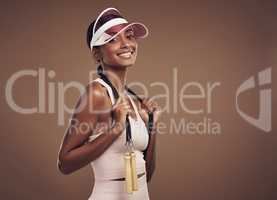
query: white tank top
[{"left": 88, "top": 78, "right": 149, "bottom": 180}]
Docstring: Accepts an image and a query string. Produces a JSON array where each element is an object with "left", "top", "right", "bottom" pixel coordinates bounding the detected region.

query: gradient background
[{"left": 1, "top": 0, "right": 276, "bottom": 199}]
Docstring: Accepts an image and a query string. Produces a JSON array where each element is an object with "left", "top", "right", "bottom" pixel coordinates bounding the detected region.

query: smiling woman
[
  {"left": 94, "top": 25, "right": 138, "bottom": 68},
  {"left": 57, "top": 7, "right": 161, "bottom": 200}
]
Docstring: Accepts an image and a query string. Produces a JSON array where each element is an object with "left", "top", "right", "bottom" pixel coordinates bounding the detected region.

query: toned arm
[{"left": 57, "top": 83, "right": 123, "bottom": 175}]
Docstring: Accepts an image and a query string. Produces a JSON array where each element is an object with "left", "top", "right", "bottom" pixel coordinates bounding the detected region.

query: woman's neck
[{"left": 102, "top": 64, "right": 128, "bottom": 94}]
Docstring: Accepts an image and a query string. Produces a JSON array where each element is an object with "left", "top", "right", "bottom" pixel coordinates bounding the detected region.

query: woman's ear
[{"left": 92, "top": 47, "right": 101, "bottom": 63}]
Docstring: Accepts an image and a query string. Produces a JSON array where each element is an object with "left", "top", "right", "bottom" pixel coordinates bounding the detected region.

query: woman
[{"left": 57, "top": 7, "right": 161, "bottom": 200}]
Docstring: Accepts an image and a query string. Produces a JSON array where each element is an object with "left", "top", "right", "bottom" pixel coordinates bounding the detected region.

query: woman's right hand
[{"left": 112, "top": 95, "right": 131, "bottom": 134}]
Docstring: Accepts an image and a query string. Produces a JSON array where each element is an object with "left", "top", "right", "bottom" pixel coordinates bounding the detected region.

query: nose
[{"left": 118, "top": 34, "right": 131, "bottom": 49}]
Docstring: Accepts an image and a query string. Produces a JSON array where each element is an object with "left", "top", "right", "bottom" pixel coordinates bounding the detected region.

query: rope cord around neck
[{"left": 96, "top": 65, "right": 154, "bottom": 147}]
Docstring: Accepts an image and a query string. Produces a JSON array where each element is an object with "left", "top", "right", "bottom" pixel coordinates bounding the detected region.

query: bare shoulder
[
  {"left": 86, "top": 81, "right": 107, "bottom": 106},
  {"left": 73, "top": 81, "right": 108, "bottom": 115}
]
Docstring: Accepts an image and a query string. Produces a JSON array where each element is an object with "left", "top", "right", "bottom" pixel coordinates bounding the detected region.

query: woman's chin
[
  {"left": 105, "top": 58, "right": 136, "bottom": 69},
  {"left": 117, "top": 60, "right": 136, "bottom": 68}
]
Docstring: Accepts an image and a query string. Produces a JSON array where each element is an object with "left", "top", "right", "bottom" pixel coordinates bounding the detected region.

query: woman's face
[{"left": 96, "top": 24, "right": 138, "bottom": 68}]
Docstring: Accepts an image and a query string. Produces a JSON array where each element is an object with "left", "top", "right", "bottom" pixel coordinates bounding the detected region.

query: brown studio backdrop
[{"left": 0, "top": 0, "right": 276, "bottom": 199}]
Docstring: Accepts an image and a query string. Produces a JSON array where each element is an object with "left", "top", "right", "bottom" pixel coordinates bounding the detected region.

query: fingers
[
  {"left": 142, "top": 98, "right": 160, "bottom": 113},
  {"left": 113, "top": 95, "right": 132, "bottom": 116},
  {"left": 113, "top": 96, "right": 128, "bottom": 109},
  {"left": 115, "top": 102, "right": 131, "bottom": 113},
  {"left": 142, "top": 98, "right": 162, "bottom": 126}
]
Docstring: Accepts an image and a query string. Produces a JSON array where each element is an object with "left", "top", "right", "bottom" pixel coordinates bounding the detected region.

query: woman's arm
[
  {"left": 58, "top": 125, "right": 123, "bottom": 175},
  {"left": 57, "top": 83, "right": 126, "bottom": 175}
]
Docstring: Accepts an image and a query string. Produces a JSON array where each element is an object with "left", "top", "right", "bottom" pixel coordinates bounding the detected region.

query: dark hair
[
  {"left": 86, "top": 13, "right": 122, "bottom": 49},
  {"left": 86, "top": 21, "right": 95, "bottom": 49}
]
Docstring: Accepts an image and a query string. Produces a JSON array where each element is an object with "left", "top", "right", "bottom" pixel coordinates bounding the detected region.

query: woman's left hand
[{"left": 139, "top": 98, "right": 162, "bottom": 127}]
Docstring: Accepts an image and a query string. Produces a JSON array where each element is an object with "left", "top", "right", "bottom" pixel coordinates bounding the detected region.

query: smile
[{"left": 117, "top": 51, "right": 134, "bottom": 59}]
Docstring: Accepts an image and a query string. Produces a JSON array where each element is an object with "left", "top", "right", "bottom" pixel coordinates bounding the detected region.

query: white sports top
[{"left": 89, "top": 78, "right": 149, "bottom": 180}]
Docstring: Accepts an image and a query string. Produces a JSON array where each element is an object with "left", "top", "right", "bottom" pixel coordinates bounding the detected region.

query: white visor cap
[{"left": 90, "top": 8, "right": 149, "bottom": 50}]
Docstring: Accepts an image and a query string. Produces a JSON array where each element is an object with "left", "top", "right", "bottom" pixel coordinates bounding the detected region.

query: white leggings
[{"left": 88, "top": 174, "right": 150, "bottom": 200}]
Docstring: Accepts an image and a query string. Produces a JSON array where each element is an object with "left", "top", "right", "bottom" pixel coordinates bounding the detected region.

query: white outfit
[{"left": 88, "top": 78, "right": 150, "bottom": 200}]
